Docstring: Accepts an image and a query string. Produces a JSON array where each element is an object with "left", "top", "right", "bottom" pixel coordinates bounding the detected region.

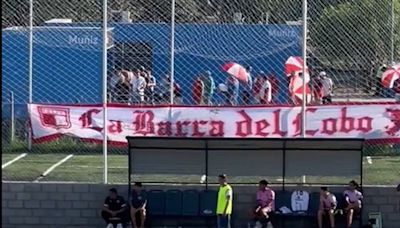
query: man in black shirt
[
  {"left": 130, "top": 182, "right": 147, "bottom": 228},
  {"left": 101, "top": 188, "right": 128, "bottom": 228}
]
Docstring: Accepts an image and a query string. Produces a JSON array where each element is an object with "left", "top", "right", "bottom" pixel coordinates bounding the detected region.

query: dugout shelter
[{"left": 126, "top": 137, "right": 364, "bottom": 190}]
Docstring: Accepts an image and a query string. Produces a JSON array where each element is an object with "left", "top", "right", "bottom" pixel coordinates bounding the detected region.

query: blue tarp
[{"left": 2, "top": 23, "right": 300, "bottom": 117}]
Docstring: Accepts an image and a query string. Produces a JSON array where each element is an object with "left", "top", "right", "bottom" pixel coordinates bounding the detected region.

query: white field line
[
  {"left": 2, "top": 153, "right": 27, "bottom": 169},
  {"left": 34, "top": 154, "right": 74, "bottom": 182}
]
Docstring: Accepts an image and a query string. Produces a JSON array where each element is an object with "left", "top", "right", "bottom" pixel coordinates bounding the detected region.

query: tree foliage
[{"left": 311, "top": 0, "right": 400, "bottom": 65}]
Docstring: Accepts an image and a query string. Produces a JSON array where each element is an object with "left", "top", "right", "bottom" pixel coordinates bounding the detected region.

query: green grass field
[{"left": 2, "top": 152, "right": 399, "bottom": 185}]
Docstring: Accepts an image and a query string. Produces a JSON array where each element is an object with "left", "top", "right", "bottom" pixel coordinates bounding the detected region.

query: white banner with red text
[{"left": 28, "top": 103, "right": 400, "bottom": 144}]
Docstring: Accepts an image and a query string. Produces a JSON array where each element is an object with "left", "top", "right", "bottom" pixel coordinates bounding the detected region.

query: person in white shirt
[
  {"left": 260, "top": 77, "right": 272, "bottom": 104},
  {"left": 131, "top": 71, "right": 147, "bottom": 104},
  {"left": 291, "top": 190, "right": 309, "bottom": 212},
  {"left": 320, "top": 71, "right": 333, "bottom": 104},
  {"left": 318, "top": 187, "right": 337, "bottom": 228},
  {"left": 253, "top": 74, "right": 272, "bottom": 104}
]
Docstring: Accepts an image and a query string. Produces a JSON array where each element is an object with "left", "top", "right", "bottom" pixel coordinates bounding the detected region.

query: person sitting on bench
[
  {"left": 130, "top": 182, "right": 147, "bottom": 228},
  {"left": 252, "top": 180, "right": 275, "bottom": 226},
  {"left": 101, "top": 188, "right": 128, "bottom": 228},
  {"left": 344, "top": 180, "right": 363, "bottom": 228},
  {"left": 317, "top": 187, "right": 337, "bottom": 228}
]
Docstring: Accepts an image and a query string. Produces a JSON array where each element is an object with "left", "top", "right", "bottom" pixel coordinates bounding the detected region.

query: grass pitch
[{"left": 2, "top": 152, "right": 399, "bottom": 185}]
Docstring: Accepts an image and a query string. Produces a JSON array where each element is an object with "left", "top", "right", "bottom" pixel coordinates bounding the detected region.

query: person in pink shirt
[
  {"left": 343, "top": 180, "right": 363, "bottom": 228},
  {"left": 253, "top": 180, "right": 275, "bottom": 221},
  {"left": 317, "top": 187, "right": 337, "bottom": 228}
]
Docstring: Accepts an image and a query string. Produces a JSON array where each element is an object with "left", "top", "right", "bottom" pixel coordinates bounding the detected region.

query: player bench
[{"left": 144, "top": 189, "right": 217, "bottom": 227}]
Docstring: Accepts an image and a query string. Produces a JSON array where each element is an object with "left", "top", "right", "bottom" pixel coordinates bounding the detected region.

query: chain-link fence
[{"left": 2, "top": 0, "right": 399, "bottom": 184}]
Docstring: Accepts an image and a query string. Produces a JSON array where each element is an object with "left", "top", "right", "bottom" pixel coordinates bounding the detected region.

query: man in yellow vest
[{"left": 216, "top": 174, "right": 233, "bottom": 228}]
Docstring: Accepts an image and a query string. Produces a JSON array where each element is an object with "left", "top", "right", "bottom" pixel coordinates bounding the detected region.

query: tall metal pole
[
  {"left": 10, "top": 92, "right": 15, "bottom": 142},
  {"left": 102, "top": 0, "right": 108, "bottom": 184},
  {"left": 28, "top": 0, "right": 33, "bottom": 150},
  {"left": 390, "top": 0, "right": 394, "bottom": 64},
  {"left": 301, "top": 0, "right": 308, "bottom": 138},
  {"left": 169, "top": 0, "right": 176, "bottom": 105}
]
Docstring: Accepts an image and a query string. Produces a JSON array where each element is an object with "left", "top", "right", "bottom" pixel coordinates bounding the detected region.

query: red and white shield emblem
[{"left": 37, "top": 106, "right": 71, "bottom": 129}]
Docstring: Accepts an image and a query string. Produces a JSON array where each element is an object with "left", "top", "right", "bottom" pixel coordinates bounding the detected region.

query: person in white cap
[
  {"left": 217, "top": 83, "right": 229, "bottom": 106},
  {"left": 320, "top": 71, "right": 333, "bottom": 104}
]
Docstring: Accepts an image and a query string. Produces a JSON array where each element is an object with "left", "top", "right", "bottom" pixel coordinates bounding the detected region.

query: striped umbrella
[
  {"left": 221, "top": 62, "right": 248, "bottom": 82},
  {"left": 381, "top": 64, "right": 400, "bottom": 88},
  {"left": 285, "top": 56, "right": 309, "bottom": 77}
]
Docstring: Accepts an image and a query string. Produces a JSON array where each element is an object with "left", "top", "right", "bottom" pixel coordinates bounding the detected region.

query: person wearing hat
[
  {"left": 217, "top": 174, "right": 233, "bottom": 228},
  {"left": 320, "top": 71, "right": 334, "bottom": 104}
]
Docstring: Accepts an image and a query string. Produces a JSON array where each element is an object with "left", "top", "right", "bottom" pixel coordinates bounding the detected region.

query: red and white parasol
[
  {"left": 285, "top": 56, "right": 309, "bottom": 77},
  {"left": 221, "top": 62, "right": 248, "bottom": 82},
  {"left": 381, "top": 64, "right": 400, "bottom": 88}
]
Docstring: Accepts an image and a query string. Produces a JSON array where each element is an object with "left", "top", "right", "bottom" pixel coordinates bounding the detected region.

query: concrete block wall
[{"left": 2, "top": 182, "right": 400, "bottom": 228}]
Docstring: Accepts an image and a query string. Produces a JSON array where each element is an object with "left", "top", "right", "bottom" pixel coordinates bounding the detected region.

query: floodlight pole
[
  {"left": 28, "top": 0, "right": 33, "bottom": 151},
  {"left": 170, "top": 0, "right": 176, "bottom": 105},
  {"left": 301, "top": 0, "right": 308, "bottom": 137},
  {"left": 102, "top": 0, "right": 108, "bottom": 184}
]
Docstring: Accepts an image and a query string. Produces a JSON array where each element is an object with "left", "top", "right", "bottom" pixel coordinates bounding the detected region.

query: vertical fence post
[
  {"left": 390, "top": 0, "right": 394, "bottom": 64},
  {"left": 169, "top": 0, "right": 176, "bottom": 105},
  {"left": 10, "top": 92, "right": 15, "bottom": 142},
  {"left": 102, "top": 0, "right": 108, "bottom": 184},
  {"left": 301, "top": 0, "right": 308, "bottom": 138},
  {"left": 28, "top": 0, "right": 34, "bottom": 150}
]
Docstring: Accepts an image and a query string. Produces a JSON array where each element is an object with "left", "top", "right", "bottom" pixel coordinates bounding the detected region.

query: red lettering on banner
[
  {"left": 192, "top": 121, "right": 207, "bottom": 137},
  {"left": 292, "top": 113, "right": 301, "bottom": 136},
  {"left": 255, "top": 120, "right": 269, "bottom": 137},
  {"left": 209, "top": 121, "right": 224, "bottom": 137},
  {"left": 339, "top": 108, "right": 355, "bottom": 133},
  {"left": 356, "top": 117, "right": 373, "bottom": 133},
  {"left": 176, "top": 121, "right": 191, "bottom": 136},
  {"left": 321, "top": 118, "right": 337, "bottom": 135},
  {"left": 79, "top": 109, "right": 101, "bottom": 128},
  {"left": 157, "top": 121, "right": 172, "bottom": 136},
  {"left": 132, "top": 111, "right": 155, "bottom": 135},
  {"left": 292, "top": 108, "right": 318, "bottom": 136},
  {"left": 30, "top": 104, "right": 395, "bottom": 142},
  {"left": 236, "top": 110, "right": 252, "bottom": 137},
  {"left": 272, "top": 110, "right": 287, "bottom": 136},
  {"left": 385, "top": 108, "right": 400, "bottom": 136},
  {"left": 108, "top": 120, "right": 122, "bottom": 134}
]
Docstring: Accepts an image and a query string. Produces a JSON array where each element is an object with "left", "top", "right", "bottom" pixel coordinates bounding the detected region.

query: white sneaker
[
  {"left": 116, "top": 223, "right": 123, "bottom": 228},
  {"left": 106, "top": 224, "right": 114, "bottom": 228}
]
